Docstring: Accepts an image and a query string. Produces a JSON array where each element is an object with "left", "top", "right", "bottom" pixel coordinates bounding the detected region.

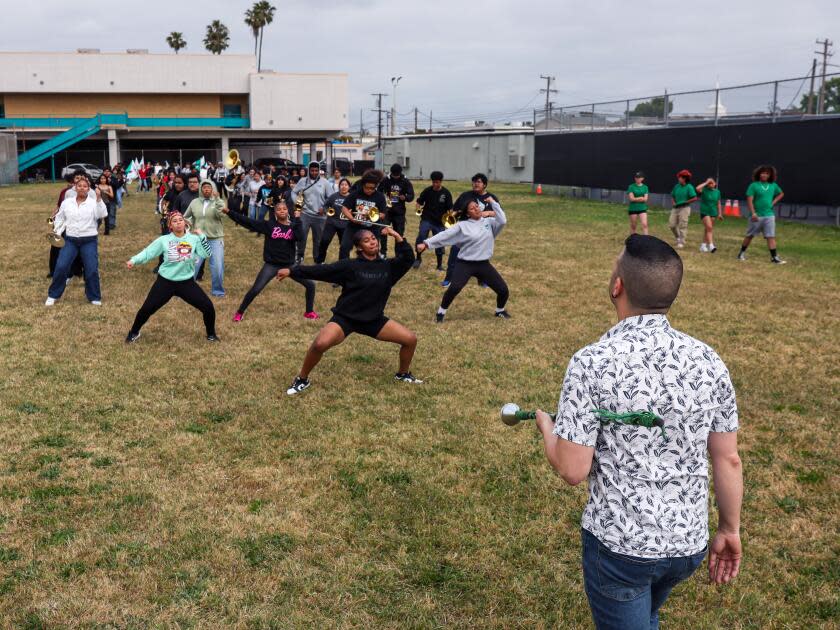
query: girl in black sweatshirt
[
  {"left": 277, "top": 227, "right": 421, "bottom": 395},
  {"left": 224, "top": 199, "right": 317, "bottom": 321}
]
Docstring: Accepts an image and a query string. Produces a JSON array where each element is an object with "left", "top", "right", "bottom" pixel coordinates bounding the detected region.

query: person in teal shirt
[
  {"left": 695, "top": 177, "right": 723, "bottom": 253},
  {"left": 626, "top": 171, "right": 649, "bottom": 235},
  {"left": 668, "top": 169, "right": 698, "bottom": 249},
  {"left": 124, "top": 211, "right": 219, "bottom": 343},
  {"left": 737, "top": 165, "right": 785, "bottom": 264}
]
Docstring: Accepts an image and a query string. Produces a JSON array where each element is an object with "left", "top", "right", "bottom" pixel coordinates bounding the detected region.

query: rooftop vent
[{"left": 77, "top": 48, "right": 100, "bottom": 54}]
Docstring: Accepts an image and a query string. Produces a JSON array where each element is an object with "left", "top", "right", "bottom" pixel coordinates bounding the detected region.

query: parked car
[
  {"left": 61, "top": 163, "right": 103, "bottom": 179},
  {"left": 254, "top": 156, "right": 304, "bottom": 173}
]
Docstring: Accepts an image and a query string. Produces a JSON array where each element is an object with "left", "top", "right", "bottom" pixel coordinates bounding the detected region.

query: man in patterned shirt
[{"left": 535, "top": 234, "right": 743, "bottom": 630}]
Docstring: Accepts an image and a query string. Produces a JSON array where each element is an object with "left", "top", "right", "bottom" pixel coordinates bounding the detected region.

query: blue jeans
[
  {"left": 48, "top": 235, "right": 101, "bottom": 301},
  {"left": 582, "top": 530, "right": 706, "bottom": 630},
  {"left": 195, "top": 238, "right": 225, "bottom": 296},
  {"left": 248, "top": 199, "right": 257, "bottom": 220},
  {"left": 415, "top": 220, "right": 445, "bottom": 265},
  {"left": 106, "top": 201, "right": 117, "bottom": 229},
  {"left": 116, "top": 186, "right": 125, "bottom": 208}
]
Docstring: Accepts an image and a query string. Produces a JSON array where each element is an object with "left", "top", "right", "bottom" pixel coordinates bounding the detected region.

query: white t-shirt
[{"left": 553, "top": 314, "right": 738, "bottom": 558}]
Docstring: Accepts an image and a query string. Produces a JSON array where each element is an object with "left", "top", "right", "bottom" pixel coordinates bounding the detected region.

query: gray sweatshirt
[
  {"left": 424, "top": 200, "right": 506, "bottom": 261},
  {"left": 291, "top": 176, "right": 331, "bottom": 217}
]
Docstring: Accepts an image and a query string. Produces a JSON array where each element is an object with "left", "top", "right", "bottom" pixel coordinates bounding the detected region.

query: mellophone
[
  {"left": 500, "top": 402, "right": 667, "bottom": 438},
  {"left": 500, "top": 403, "right": 555, "bottom": 426}
]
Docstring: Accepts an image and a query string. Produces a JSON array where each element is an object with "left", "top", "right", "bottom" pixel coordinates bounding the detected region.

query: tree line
[{"left": 165, "top": 1, "right": 276, "bottom": 71}]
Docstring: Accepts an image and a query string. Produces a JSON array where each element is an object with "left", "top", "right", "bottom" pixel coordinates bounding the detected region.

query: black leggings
[
  {"left": 441, "top": 260, "right": 509, "bottom": 310},
  {"left": 238, "top": 263, "right": 315, "bottom": 314},
  {"left": 130, "top": 276, "right": 216, "bottom": 335},
  {"left": 316, "top": 221, "right": 348, "bottom": 263}
]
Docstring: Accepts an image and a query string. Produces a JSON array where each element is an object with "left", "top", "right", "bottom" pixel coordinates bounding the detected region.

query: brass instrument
[
  {"left": 224, "top": 172, "right": 241, "bottom": 194},
  {"left": 442, "top": 209, "right": 458, "bottom": 228},
  {"left": 157, "top": 197, "right": 170, "bottom": 216},
  {"left": 415, "top": 203, "right": 423, "bottom": 217},
  {"left": 224, "top": 149, "right": 241, "bottom": 171},
  {"left": 385, "top": 195, "right": 393, "bottom": 209},
  {"left": 351, "top": 204, "right": 384, "bottom": 227},
  {"left": 326, "top": 206, "right": 335, "bottom": 217},
  {"left": 294, "top": 190, "right": 306, "bottom": 212},
  {"left": 46, "top": 217, "right": 64, "bottom": 248}
]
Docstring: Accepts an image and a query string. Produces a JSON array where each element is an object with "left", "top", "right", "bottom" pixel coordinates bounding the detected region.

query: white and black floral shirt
[{"left": 553, "top": 314, "right": 738, "bottom": 558}]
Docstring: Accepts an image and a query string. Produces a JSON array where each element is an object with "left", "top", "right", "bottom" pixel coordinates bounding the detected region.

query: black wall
[{"left": 534, "top": 117, "right": 840, "bottom": 205}]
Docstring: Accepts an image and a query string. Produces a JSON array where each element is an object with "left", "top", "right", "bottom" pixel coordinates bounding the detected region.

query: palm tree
[
  {"left": 244, "top": 6, "right": 262, "bottom": 58},
  {"left": 255, "top": 1, "right": 276, "bottom": 72},
  {"left": 166, "top": 32, "right": 186, "bottom": 54},
  {"left": 203, "top": 20, "right": 230, "bottom": 55}
]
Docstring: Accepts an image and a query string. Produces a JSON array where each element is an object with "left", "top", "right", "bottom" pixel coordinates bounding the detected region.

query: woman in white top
[{"left": 46, "top": 177, "right": 108, "bottom": 306}]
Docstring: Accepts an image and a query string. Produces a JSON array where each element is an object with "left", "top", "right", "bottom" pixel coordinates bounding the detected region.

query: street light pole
[{"left": 390, "top": 76, "right": 402, "bottom": 136}]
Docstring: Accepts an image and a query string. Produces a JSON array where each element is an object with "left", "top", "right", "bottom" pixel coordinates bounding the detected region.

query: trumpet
[
  {"left": 294, "top": 190, "right": 306, "bottom": 212},
  {"left": 415, "top": 203, "right": 423, "bottom": 217},
  {"left": 46, "top": 217, "right": 64, "bottom": 248},
  {"left": 442, "top": 209, "right": 458, "bottom": 228}
]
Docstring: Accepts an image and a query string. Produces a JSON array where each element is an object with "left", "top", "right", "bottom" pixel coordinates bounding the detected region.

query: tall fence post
[
  {"left": 532, "top": 109, "right": 536, "bottom": 130},
  {"left": 591, "top": 103, "right": 595, "bottom": 130},
  {"left": 559, "top": 107, "right": 564, "bottom": 132},
  {"left": 663, "top": 90, "right": 669, "bottom": 127},
  {"left": 626, "top": 99, "right": 630, "bottom": 129},
  {"left": 714, "top": 89, "right": 720, "bottom": 126},
  {"left": 772, "top": 81, "right": 779, "bottom": 122}
]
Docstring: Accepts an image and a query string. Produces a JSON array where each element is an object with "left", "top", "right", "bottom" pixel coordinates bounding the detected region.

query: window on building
[{"left": 222, "top": 104, "right": 242, "bottom": 119}]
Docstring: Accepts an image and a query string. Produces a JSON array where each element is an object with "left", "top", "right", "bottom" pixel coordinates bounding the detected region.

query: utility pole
[
  {"left": 390, "top": 76, "right": 403, "bottom": 135},
  {"left": 807, "top": 58, "right": 817, "bottom": 115},
  {"left": 815, "top": 38, "right": 834, "bottom": 115},
  {"left": 540, "top": 74, "right": 557, "bottom": 129},
  {"left": 429, "top": 110, "right": 432, "bottom": 133},
  {"left": 371, "top": 92, "right": 387, "bottom": 149},
  {"left": 414, "top": 107, "right": 418, "bottom": 133},
  {"left": 359, "top": 108, "right": 365, "bottom": 139}
]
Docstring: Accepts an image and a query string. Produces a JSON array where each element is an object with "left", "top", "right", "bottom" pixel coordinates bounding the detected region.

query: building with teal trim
[{"left": 0, "top": 50, "right": 347, "bottom": 178}]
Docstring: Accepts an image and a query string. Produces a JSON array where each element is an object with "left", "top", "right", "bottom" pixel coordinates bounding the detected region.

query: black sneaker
[
  {"left": 125, "top": 331, "right": 141, "bottom": 344},
  {"left": 435, "top": 313, "right": 445, "bottom": 324},
  {"left": 395, "top": 372, "right": 423, "bottom": 384},
  {"left": 206, "top": 334, "right": 221, "bottom": 342},
  {"left": 771, "top": 256, "right": 787, "bottom": 264},
  {"left": 495, "top": 310, "right": 511, "bottom": 319},
  {"left": 286, "top": 376, "right": 310, "bottom": 395},
  {"left": 411, "top": 260, "right": 421, "bottom": 269},
  {"left": 436, "top": 265, "right": 445, "bottom": 271}
]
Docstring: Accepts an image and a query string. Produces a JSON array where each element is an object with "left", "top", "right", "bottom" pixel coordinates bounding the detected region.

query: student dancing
[
  {"left": 277, "top": 227, "right": 421, "bottom": 395},
  {"left": 416, "top": 197, "right": 510, "bottom": 322}
]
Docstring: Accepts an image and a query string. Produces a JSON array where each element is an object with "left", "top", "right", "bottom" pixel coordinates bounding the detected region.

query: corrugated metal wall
[
  {"left": 0, "top": 133, "right": 19, "bottom": 185},
  {"left": 382, "top": 133, "right": 533, "bottom": 183}
]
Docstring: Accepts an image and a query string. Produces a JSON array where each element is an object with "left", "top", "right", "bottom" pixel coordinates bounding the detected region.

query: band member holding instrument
[
  {"left": 125, "top": 211, "right": 218, "bottom": 343},
  {"left": 533, "top": 234, "right": 742, "bottom": 629},
  {"left": 214, "top": 162, "right": 228, "bottom": 199},
  {"left": 224, "top": 199, "right": 318, "bottom": 322},
  {"left": 338, "top": 171, "right": 388, "bottom": 261},
  {"left": 626, "top": 171, "right": 649, "bottom": 236},
  {"left": 46, "top": 177, "right": 108, "bottom": 306},
  {"left": 278, "top": 227, "right": 421, "bottom": 395},
  {"left": 225, "top": 170, "right": 245, "bottom": 213},
  {"left": 443, "top": 173, "right": 501, "bottom": 287},
  {"left": 291, "top": 162, "right": 332, "bottom": 263},
  {"left": 738, "top": 165, "right": 785, "bottom": 264},
  {"left": 417, "top": 196, "right": 509, "bottom": 322},
  {"left": 413, "top": 171, "right": 453, "bottom": 270},
  {"left": 246, "top": 171, "right": 264, "bottom": 220},
  {"left": 316, "top": 177, "right": 351, "bottom": 263},
  {"left": 377, "top": 163, "right": 415, "bottom": 255},
  {"left": 49, "top": 171, "right": 86, "bottom": 280},
  {"left": 695, "top": 177, "right": 723, "bottom": 253}
]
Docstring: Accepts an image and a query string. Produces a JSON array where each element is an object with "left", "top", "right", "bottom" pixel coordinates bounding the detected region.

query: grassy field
[{"left": 0, "top": 181, "right": 837, "bottom": 629}]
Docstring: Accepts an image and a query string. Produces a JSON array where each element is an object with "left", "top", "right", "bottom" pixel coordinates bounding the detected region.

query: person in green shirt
[
  {"left": 738, "top": 165, "right": 785, "bottom": 264},
  {"left": 184, "top": 180, "right": 227, "bottom": 296},
  {"left": 695, "top": 177, "right": 723, "bottom": 253},
  {"left": 668, "top": 169, "right": 698, "bottom": 249},
  {"left": 626, "top": 171, "right": 649, "bottom": 235},
  {"left": 124, "top": 211, "right": 219, "bottom": 343}
]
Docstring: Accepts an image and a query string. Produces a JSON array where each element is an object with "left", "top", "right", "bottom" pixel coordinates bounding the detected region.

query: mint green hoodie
[
  {"left": 184, "top": 179, "right": 226, "bottom": 239},
  {"left": 130, "top": 232, "right": 211, "bottom": 281}
]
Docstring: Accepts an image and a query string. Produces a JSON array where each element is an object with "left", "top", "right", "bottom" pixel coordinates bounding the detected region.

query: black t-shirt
[
  {"left": 257, "top": 183, "right": 274, "bottom": 207},
  {"left": 453, "top": 190, "right": 500, "bottom": 220},
  {"left": 417, "top": 186, "right": 454, "bottom": 225},
  {"left": 291, "top": 240, "right": 415, "bottom": 321},
  {"left": 341, "top": 189, "right": 387, "bottom": 233},
  {"left": 377, "top": 176, "right": 415, "bottom": 215},
  {"left": 325, "top": 191, "right": 348, "bottom": 226},
  {"left": 172, "top": 189, "right": 199, "bottom": 214}
]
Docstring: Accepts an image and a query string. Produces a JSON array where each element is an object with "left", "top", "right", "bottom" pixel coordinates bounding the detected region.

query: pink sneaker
[
  {"left": 232, "top": 312, "right": 243, "bottom": 322},
  {"left": 304, "top": 311, "right": 319, "bottom": 320}
]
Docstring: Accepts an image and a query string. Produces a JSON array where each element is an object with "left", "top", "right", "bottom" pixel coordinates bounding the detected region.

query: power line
[
  {"left": 540, "top": 75, "right": 557, "bottom": 129},
  {"left": 815, "top": 38, "right": 834, "bottom": 114}
]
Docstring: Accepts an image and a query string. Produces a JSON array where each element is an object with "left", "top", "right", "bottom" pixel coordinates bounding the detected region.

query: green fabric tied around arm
[{"left": 592, "top": 409, "right": 667, "bottom": 439}]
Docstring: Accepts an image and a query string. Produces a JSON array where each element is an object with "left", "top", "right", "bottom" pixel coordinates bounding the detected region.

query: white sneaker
[
  {"left": 90, "top": 300, "right": 102, "bottom": 306},
  {"left": 699, "top": 243, "right": 708, "bottom": 253},
  {"left": 737, "top": 252, "right": 747, "bottom": 261},
  {"left": 65, "top": 278, "right": 72, "bottom": 286},
  {"left": 45, "top": 297, "right": 56, "bottom": 306},
  {"left": 676, "top": 242, "right": 684, "bottom": 249}
]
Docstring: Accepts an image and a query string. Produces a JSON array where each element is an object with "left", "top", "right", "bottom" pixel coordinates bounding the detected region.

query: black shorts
[{"left": 330, "top": 313, "right": 389, "bottom": 338}]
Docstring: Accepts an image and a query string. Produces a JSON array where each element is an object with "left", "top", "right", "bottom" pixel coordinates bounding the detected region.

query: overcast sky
[{"left": 3, "top": 1, "right": 838, "bottom": 131}]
